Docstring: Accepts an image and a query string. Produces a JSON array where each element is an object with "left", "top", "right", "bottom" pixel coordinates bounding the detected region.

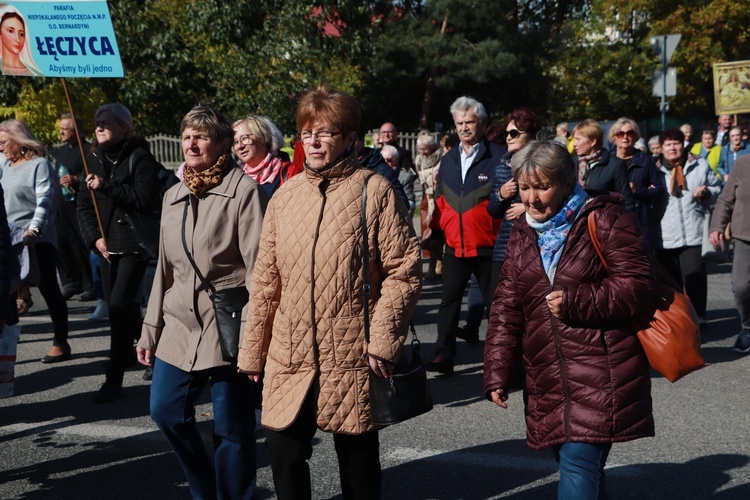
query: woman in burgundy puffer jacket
[{"left": 484, "top": 141, "right": 656, "bottom": 500}]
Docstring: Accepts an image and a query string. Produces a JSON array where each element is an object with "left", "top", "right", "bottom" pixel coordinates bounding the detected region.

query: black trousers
[
  {"left": 54, "top": 200, "right": 93, "bottom": 294},
  {"left": 36, "top": 243, "right": 69, "bottom": 346},
  {"left": 434, "top": 253, "right": 494, "bottom": 360},
  {"left": 99, "top": 252, "right": 148, "bottom": 385},
  {"left": 655, "top": 245, "right": 707, "bottom": 317},
  {"left": 264, "top": 392, "right": 382, "bottom": 500}
]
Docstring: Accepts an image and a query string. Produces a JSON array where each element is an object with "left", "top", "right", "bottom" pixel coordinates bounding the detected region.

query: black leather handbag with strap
[
  {"left": 361, "top": 173, "right": 432, "bottom": 425},
  {"left": 181, "top": 198, "right": 248, "bottom": 363}
]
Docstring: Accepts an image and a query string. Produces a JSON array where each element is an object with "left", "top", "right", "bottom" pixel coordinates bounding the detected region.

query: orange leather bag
[{"left": 587, "top": 214, "right": 705, "bottom": 383}]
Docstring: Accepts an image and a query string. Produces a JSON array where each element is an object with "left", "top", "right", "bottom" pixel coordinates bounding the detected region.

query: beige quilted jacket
[{"left": 238, "top": 153, "right": 422, "bottom": 434}]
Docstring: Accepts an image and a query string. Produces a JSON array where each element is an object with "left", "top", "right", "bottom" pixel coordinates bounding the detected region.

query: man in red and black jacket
[{"left": 427, "top": 96, "right": 505, "bottom": 374}]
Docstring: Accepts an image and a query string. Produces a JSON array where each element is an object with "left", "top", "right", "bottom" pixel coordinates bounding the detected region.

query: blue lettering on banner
[{"left": 35, "top": 36, "right": 115, "bottom": 61}]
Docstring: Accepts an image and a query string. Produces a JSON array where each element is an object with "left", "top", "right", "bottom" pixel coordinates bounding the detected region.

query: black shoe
[
  {"left": 93, "top": 382, "right": 122, "bottom": 404},
  {"left": 456, "top": 326, "right": 480, "bottom": 344},
  {"left": 42, "top": 344, "right": 71, "bottom": 363},
  {"left": 425, "top": 356, "right": 454, "bottom": 374},
  {"left": 142, "top": 366, "right": 153, "bottom": 381},
  {"left": 733, "top": 328, "right": 750, "bottom": 354},
  {"left": 75, "top": 291, "right": 97, "bottom": 301}
]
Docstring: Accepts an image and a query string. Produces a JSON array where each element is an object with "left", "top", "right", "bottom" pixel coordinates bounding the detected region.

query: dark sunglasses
[
  {"left": 615, "top": 130, "right": 636, "bottom": 139},
  {"left": 503, "top": 129, "right": 524, "bottom": 140}
]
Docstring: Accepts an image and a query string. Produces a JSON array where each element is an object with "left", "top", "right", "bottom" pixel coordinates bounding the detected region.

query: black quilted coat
[{"left": 484, "top": 194, "right": 656, "bottom": 450}]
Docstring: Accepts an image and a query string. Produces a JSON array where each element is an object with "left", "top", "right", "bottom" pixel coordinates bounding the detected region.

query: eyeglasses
[
  {"left": 503, "top": 129, "right": 524, "bottom": 140},
  {"left": 233, "top": 134, "right": 254, "bottom": 148},
  {"left": 298, "top": 130, "right": 340, "bottom": 143},
  {"left": 615, "top": 130, "right": 636, "bottom": 139}
]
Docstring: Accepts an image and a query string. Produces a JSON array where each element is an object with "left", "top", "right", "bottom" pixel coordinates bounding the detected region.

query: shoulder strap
[
  {"left": 587, "top": 212, "right": 607, "bottom": 270},
  {"left": 362, "top": 172, "right": 376, "bottom": 344},
  {"left": 181, "top": 198, "right": 215, "bottom": 297}
]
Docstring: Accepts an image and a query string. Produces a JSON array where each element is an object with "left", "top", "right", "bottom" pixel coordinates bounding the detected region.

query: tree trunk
[{"left": 419, "top": 16, "right": 448, "bottom": 130}]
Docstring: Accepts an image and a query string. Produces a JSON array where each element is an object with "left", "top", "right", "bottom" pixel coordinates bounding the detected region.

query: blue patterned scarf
[{"left": 526, "top": 183, "right": 588, "bottom": 280}]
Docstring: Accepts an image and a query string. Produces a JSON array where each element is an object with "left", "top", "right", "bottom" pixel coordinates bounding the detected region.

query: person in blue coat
[
  {"left": 608, "top": 118, "right": 666, "bottom": 249},
  {"left": 717, "top": 126, "right": 750, "bottom": 180}
]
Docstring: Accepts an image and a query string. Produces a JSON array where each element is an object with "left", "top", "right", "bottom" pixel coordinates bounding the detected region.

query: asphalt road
[{"left": 1, "top": 260, "right": 749, "bottom": 499}]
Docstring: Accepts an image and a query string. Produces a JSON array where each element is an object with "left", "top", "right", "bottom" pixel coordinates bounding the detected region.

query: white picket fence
[{"left": 142, "top": 132, "right": 441, "bottom": 169}]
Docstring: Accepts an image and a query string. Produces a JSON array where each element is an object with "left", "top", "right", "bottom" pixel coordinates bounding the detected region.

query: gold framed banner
[{"left": 714, "top": 60, "right": 750, "bottom": 115}]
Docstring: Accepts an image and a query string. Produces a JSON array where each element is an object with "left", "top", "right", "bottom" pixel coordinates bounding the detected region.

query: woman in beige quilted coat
[{"left": 238, "top": 82, "right": 422, "bottom": 499}]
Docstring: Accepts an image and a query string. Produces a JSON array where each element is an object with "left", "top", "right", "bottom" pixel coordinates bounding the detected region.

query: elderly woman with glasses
[
  {"left": 573, "top": 119, "right": 634, "bottom": 212},
  {"left": 137, "top": 104, "right": 267, "bottom": 499},
  {"left": 608, "top": 118, "right": 666, "bottom": 249},
  {"left": 233, "top": 115, "right": 302, "bottom": 198},
  {"left": 238, "top": 82, "right": 421, "bottom": 499}
]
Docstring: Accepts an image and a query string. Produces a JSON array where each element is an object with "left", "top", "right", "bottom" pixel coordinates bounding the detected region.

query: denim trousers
[
  {"left": 150, "top": 358, "right": 257, "bottom": 500},
  {"left": 551, "top": 442, "right": 612, "bottom": 500}
]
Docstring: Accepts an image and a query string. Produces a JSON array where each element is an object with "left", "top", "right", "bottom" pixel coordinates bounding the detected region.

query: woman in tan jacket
[
  {"left": 238, "top": 83, "right": 422, "bottom": 499},
  {"left": 137, "top": 105, "right": 267, "bottom": 499}
]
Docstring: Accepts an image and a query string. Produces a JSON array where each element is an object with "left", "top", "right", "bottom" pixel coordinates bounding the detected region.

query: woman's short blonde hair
[
  {"left": 296, "top": 81, "right": 360, "bottom": 138},
  {"left": 511, "top": 140, "right": 576, "bottom": 188},
  {"left": 0, "top": 119, "right": 46, "bottom": 157},
  {"left": 573, "top": 119, "right": 603, "bottom": 149},
  {"left": 233, "top": 115, "right": 277, "bottom": 154},
  {"left": 608, "top": 117, "right": 641, "bottom": 143}
]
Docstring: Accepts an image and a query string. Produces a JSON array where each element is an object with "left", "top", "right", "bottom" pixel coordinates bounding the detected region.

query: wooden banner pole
[{"left": 61, "top": 78, "right": 107, "bottom": 243}]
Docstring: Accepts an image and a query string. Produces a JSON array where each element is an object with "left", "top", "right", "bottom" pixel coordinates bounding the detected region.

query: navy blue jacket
[
  {"left": 627, "top": 150, "right": 666, "bottom": 248},
  {"left": 582, "top": 148, "right": 635, "bottom": 213},
  {"left": 486, "top": 153, "right": 519, "bottom": 263}
]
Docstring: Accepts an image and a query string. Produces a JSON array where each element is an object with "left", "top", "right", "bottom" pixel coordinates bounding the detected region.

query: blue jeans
[
  {"left": 89, "top": 251, "right": 104, "bottom": 300},
  {"left": 150, "top": 359, "right": 257, "bottom": 500},
  {"left": 551, "top": 442, "right": 612, "bottom": 500},
  {"left": 464, "top": 274, "right": 485, "bottom": 333}
]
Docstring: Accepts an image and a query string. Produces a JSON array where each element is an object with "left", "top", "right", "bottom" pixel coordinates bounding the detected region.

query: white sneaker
[{"left": 88, "top": 300, "right": 108, "bottom": 321}]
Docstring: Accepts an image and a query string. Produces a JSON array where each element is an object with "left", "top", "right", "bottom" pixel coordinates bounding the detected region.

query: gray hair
[
  {"left": 61, "top": 113, "right": 84, "bottom": 134},
  {"left": 381, "top": 144, "right": 400, "bottom": 163},
  {"left": 511, "top": 140, "right": 576, "bottom": 188},
  {"left": 95, "top": 103, "right": 134, "bottom": 135},
  {"left": 0, "top": 119, "right": 46, "bottom": 157},
  {"left": 648, "top": 135, "right": 660, "bottom": 148},
  {"left": 449, "top": 96, "right": 487, "bottom": 123},
  {"left": 416, "top": 133, "right": 438, "bottom": 151}
]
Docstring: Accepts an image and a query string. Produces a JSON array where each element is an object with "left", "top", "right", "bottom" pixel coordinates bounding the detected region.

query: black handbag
[
  {"left": 361, "top": 174, "right": 432, "bottom": 426},
  {"left": 181, "top": 199, "right": 248, "bottom": 362}
]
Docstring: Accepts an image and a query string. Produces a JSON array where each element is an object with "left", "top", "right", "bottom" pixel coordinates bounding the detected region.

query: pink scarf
[{"left": 243, "top": 153, "right": 284, "bottom": 185}]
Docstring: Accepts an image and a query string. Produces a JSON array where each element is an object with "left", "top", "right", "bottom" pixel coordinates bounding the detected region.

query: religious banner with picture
[{"left": 0, "top": 0, "right": 123, "bottom": 78}]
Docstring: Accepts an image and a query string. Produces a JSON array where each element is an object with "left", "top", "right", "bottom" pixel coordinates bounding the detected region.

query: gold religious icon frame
[{"left": 714, "top": 60, "right": 750, "bottom": 115}]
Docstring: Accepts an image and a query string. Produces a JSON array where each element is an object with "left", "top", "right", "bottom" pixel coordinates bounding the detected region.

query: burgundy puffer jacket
[{"left": 484, "top": 194, "right": 655, "bottom": 450}]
